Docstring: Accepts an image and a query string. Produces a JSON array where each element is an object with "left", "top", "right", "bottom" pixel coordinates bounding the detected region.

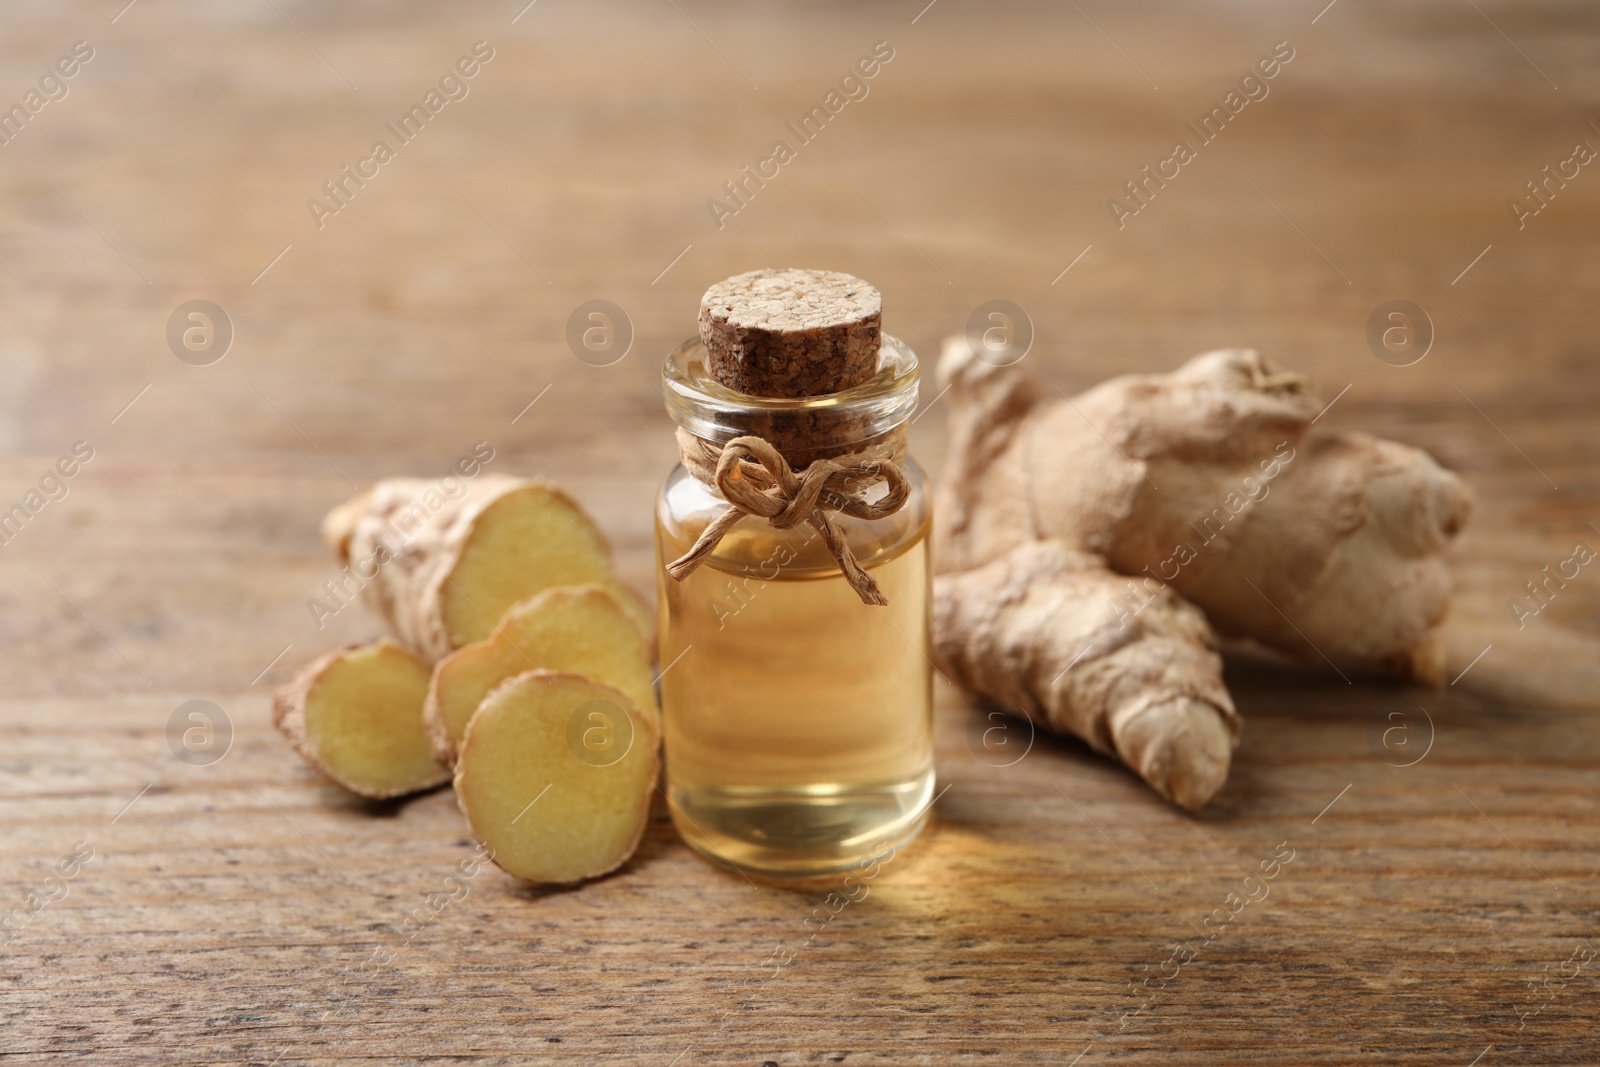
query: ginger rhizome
[
  {"left": 934, "top": 340, "right": 1471, "bottom": 808},
  {"left": 453, "top": 670, "right": 659, "bottom": 885},
  {"left": 425, "top": 583, "right": 658, "bottom": 767},
  {"left": 321, "top": 475, "right": 650, "bottom": 662},
  {"left": 935, "top": 541, "right": 1239, "bottom": 810},
  {"left": 273, "top": 638, "right": 449, "bottom": 799}
]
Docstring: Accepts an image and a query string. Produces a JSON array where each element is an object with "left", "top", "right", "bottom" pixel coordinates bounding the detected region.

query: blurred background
[
  {"left": 1, "top": 0, "right": 1595, "bottom": 694},
  {"left": 2, "top": 0, "right": 1597, "bottom": 1062}
]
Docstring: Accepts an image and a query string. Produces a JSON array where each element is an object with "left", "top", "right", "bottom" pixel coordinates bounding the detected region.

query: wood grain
[{"left": 1, "top": 1, "right": 1597, "bottom": 1063}]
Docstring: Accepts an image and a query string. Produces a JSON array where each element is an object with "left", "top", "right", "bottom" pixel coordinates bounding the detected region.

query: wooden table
[{"left": 3, "top": 1, "right": 1596, "bottom": 1062}]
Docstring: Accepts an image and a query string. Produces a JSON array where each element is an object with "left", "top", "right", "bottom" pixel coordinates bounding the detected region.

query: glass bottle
[{"left": 655, "top": 333, "right": 934, "bottom": 877}]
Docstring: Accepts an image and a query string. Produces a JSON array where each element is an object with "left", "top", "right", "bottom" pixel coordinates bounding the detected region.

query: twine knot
[{"left": 665, "top": 431, "right": 910, "bottom": 605}]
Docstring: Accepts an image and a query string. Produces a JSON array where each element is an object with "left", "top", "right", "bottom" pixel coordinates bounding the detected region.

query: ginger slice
[
  {"left": 441, "top": 483, "right": 651, "bottom": 648},
  {"left": 273, "top": 638, "right": 449, "bottom": 799},
  {"left": 425, "top": 584, "right": 658, "bottom": 767},
  {"left": 454, "top": 671, "right": 659, "bottom": 884},
  {"left": 321, "top": 475, "right": 651, "bottom": 661}
]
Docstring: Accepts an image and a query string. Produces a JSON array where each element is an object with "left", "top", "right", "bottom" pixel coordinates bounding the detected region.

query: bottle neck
[{"left": 662, "top": 334, "right": 920, "bottom": 465}]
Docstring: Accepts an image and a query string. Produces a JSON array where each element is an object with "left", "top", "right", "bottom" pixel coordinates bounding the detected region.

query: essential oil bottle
[{"left": 655, "top": 268, "right": 934, "bottom": 877}]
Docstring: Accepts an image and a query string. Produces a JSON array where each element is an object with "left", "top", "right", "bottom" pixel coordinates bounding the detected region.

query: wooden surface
[{"left": 3, "top": 1, "right": 1598, "bottom": 1063}]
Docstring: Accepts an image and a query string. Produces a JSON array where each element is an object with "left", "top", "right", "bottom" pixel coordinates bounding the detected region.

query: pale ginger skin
[
  {"left": 933, "top": 339, "right": 1471, "bottom": 808},
  {"left": 934, "top": 541, "right": 1239, "bottom": 809}
]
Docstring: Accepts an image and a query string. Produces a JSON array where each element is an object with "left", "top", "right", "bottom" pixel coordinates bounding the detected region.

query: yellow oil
[{"left": 656, "top": 510, "right": 935, "bottom": 876}]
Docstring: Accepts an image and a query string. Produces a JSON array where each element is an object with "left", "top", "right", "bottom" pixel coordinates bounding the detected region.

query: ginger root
[
  {"left": 425, "top": 583, "right": 658, "bottom": 767},
  {"left": 934, "top": 541, "right": 1239, "bottom": 810},
  {"left": 936, "top": 340, "right": 1471, "bottom": 680},
  {"left": 454, "top": 670, "right": 659, "bottom": 884},
  {"left": 321, "top": 475, "right": 650, "bottom": 662},
  {"left": 273, "top": 638, "right": 449, "bottom": 799},
  {"left": 933, "top": 339, "right": 1471, "bottom": 808}
]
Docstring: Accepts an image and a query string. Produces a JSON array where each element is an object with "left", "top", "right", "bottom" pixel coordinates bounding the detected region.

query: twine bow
[{"left": 665, "top": 432, "right": 910, "bottom": 605}]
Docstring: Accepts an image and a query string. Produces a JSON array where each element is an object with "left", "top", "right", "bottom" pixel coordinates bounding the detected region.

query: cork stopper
[{"left": 698, "top": 268, "right": 882, "bottom": 398}]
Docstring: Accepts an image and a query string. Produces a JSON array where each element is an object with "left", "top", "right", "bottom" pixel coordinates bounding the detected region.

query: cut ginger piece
[
  {"left": 425, "top": 584, "right": 658, "bottom": 767},
  {"left": 273, "top": 638, "right": 449, "bottom": 798},
  {"left": 455, "top": 670, "right": 659, "bottom": 884},
  {"left": 442, "top": 482, "right": 651, "bottom": 648},
  {"left": 320, "top": 475, "right": 652, "bottom": 662}
]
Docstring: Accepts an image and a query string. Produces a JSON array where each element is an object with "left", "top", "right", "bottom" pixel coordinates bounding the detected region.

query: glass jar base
[{"left": 669, "top": 770, "right": 935, "bottom": 878}]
